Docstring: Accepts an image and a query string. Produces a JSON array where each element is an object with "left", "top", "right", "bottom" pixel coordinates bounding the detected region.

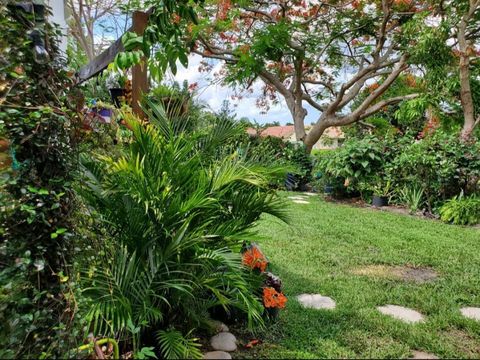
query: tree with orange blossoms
[{"left": 174, "top": 0, "right": 434, "bottom": 152}]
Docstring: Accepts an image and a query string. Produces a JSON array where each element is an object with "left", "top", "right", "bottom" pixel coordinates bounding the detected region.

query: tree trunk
[
  {"left": 285, "top": 96, "right": 307, "bottom": 142},
  {"left": 304, "top": 115, "right": 330, "bottom": 153},
  {"left": 458, "top": 12, "right": 477, "bottom": 141}
]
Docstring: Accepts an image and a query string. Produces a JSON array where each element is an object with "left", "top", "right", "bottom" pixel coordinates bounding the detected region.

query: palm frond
[{"left": 155, "top": 329, "right": 202, "bottom": 360}]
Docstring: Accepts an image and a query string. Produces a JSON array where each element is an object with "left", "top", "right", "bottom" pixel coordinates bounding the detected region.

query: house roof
[
  {"left": 247, "top": 125, "right": 344, "bottom": 139},
  {"left": 246, "top": 126, "right": 295, "bottom": 139}
]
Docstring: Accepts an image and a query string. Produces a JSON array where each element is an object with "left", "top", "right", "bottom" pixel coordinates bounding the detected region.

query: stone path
[
  {"left": 288, "top": 196, "right": 307, "bottom": 200},
  {"left": 292, "top": 200, "right": 310, "bottom": 204},
  {"left": 377, "top": 305, "right": 425, "bottom": 323},
  {"left": 460, "top": 307, "right": 480, "bottom": 321},
  {"left": 210, "top": 332, "right": 237, "bottom": 352},
  {"left": 297, "top": 293, "right": 336, "bottom": 310},
  {"left": 411, "top": 350, "right": 439, "bottom": 359},
  {"left": 204, "top": 322, "right": 237, "bottom": 358}
]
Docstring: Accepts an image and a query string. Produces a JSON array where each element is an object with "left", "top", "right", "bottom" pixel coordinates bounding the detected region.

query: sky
[
  {"left": 171, "top": 55, "right": 320, "bottom": 125},
  {"left": 87, "top": 13, "right": 320, "bottom": 125}
]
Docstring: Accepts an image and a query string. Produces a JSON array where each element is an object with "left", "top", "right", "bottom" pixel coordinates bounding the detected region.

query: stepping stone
[
  {"left": 292, "top": 200, "right": 310, "bottom": 204},
  {"left": 204, "top": 351, "right": 232, "bottom": 359},
  {"left": 288, "top": 196, "right": 306, "bottom": 200},
  {"left": 377, "top": 305, "right": 425, "bottom": 324},
  {"left": 297, "top": 294, "right": 336, "bottom": 310},
  {"left": 303, "top": 192, "right": 317, "bottom": 196},
  {"left": 460, "top": 307, "right": 480, "bottom": 321},
  {"left": 411, "top": 350, "right": 438, "bottom": 359},
  {"left": 210, "top": 332, "right": 237, "bottom": 352}
]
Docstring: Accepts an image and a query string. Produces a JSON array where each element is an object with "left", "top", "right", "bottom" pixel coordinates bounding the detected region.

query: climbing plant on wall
[{"left": 0, "top": 4, "right": 81, "bottom": 357}]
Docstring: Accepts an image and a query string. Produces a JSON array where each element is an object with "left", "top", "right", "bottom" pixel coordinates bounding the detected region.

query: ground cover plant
[{"left": 241, "top": 193, "right": 480, "bottom": 359}]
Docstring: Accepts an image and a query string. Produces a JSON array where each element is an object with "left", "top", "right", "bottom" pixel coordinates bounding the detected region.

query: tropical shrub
[
  {"left": 316, "top": 136, "right": 393, "bottom": 196},
  {"left": 79, "top": 101, "right": 288, "bottom": 357},
  {"left": 391, "top": 131, "right": 480, "bottom": 210},
  {"left": 440, "top": 195, "right": 480, "bottom": 225},
  {"left": 317, "top": 131, "right": 480, "bottom": 213}
]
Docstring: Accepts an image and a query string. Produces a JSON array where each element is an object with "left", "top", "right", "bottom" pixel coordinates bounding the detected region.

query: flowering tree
[{"left": 176, "top": 0, "right": 426, "bottom": 151}]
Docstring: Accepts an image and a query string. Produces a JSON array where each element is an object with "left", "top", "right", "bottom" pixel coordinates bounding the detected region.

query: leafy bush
[
  {"left": 391, "top": 131, "right": 480, "bottom": 210},
  {"left": 316, "top": 136, "right": 393, "bottom": 196},
  {"left": 317, "top": 131, "right": 480, "bottom": 212},
  {"left": 79, "top": 101, "right": 288, "bottom": 357},
  {"left": 440, "top": 195, "right": 480, "bottom": 225}
]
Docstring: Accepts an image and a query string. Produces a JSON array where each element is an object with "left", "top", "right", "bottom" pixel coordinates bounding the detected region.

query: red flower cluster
[
  {"left": 242, "top": 246, "right": 268, "bottom": 272},
  {"left": 263, "top": 287, "right": 287, "bottom": 309}
]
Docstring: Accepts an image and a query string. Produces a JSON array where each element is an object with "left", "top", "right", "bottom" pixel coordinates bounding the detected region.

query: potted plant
[
  {"left": 106, "top": 71, "right": 127, "bottom": 108},
  {"left": 91, "top": 100, "right": 115, "bottom": 121},
  {"left": 150, "top": 84, "right": 190, "bottom": 117},
  {"left": 371, "top": 178, "right": 392, "bottom": 207}
]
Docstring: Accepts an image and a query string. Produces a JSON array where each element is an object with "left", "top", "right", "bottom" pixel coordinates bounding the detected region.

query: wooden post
[{"left": 132, "top": 11, "right": 149, "bottom": 118}]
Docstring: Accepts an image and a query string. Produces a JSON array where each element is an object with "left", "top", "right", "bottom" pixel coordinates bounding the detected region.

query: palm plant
[{"left": 79, "top": 98, "right": 288, "bottom": 357}]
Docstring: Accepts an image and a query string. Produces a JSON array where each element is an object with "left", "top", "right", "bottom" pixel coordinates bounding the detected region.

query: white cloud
[{"left": 171, "top": 55, "right": 320, "bottom": 125}]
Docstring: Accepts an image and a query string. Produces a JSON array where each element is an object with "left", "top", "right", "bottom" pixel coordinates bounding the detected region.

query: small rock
[
  {"left": 460, "top": 307, "right": 480, "bottom": 321},
  {"left": 292, "top": 200, "right": 310, "bottom": 204},
  {"left": 203, "top": 351, "right": 232, "bottom": 359},
  {"left": 210, "top": 320, "right": 229, "bottom": 333},
  {"left": 411, "top": 350, "right": 438, "bottom": 359},
  {"left": 210, "top": 332, "right": 237, "bottom": 352},
  {"left": 297, "top": 294, "right": 336, "bottom": 310},
  {"left": 377, "top": 305, "right": 425, "bottom": 324}
]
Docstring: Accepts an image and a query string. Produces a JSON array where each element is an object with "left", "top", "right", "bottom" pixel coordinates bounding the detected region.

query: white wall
[{"left": 46, "top": 0, "right": 67, "bottom": 54}]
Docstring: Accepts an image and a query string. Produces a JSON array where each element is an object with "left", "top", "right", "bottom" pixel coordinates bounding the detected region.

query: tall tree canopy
[{"left": 172, "top": 0, "right": 427, "bottom": 150}]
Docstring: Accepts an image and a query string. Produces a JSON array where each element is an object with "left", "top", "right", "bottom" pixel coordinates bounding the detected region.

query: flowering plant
[
  {"left": 242, "top": 245, "right": 288, "bottom": 316},
  {"left": 262, "top": 287, "right": 287, "bottom": 309},
  {"left": 242, "top": 246, "right": 268, "bottom": 272}
]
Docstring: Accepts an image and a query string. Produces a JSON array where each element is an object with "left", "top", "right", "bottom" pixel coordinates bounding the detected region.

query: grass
[{"left": 240, "top": 192, "right": 480, "bottom": 359}]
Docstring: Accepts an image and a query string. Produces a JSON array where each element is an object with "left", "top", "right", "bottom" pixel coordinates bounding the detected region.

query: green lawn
[{"left": 242, "top": 192, "right": 480, "bottom": 359}]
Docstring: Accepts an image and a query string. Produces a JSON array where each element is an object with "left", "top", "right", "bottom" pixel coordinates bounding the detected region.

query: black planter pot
[
  {"left": 324, "top": 185, "right": 334, "bottom": 194},
  {"left": 109, "top": 88, "right": 126, "bottom": 108},
  {"left": 372, "top": 195, "right": 388, "bottom": 207},
  {"left": 285, "top": 173, "right": 299, "bottom": 191}
]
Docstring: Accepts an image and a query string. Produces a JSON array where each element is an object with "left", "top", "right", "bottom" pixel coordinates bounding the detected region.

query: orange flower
[
  {"left": 242, "top": 247, "right": 268, "bottom": 272},
  {"left": 263, "top": 287, "right": 287, "bottom": 309}
]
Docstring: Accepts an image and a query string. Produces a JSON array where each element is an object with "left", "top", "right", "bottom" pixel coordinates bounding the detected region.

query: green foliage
[
  {"left": 398, "top": 185, "right": 425, "bottom": 213},
  {"left": 0, "top": 4, "right": 83, "bottom": 357},
  {"left": 317, "top": 136, "right": 389, "bottom": 195},
  {"left": 156, "top": 330, "right": 202, "bottom": 359},
  {"left": 318, "top": 131, "right": 480, "bottom": 213},
  {"left": 440, "top": 195, "right": 480, "bottom": 226},
  {"left": 79, "top": 101, "right": 288, "bottom": 356},
  {"left": 391, "top": 132, "right": 480, "bottom": 209}
]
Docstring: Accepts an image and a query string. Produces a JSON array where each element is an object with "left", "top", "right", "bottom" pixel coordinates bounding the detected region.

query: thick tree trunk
[
  {"left": 458, "top": 11, "right": 478, "bottom": 140},
  {"left": 304, "top": 115, "right": 331, "bottom": 153},
  {"left": 285, "top": 96, "right": 307, "bottom": 142}
]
